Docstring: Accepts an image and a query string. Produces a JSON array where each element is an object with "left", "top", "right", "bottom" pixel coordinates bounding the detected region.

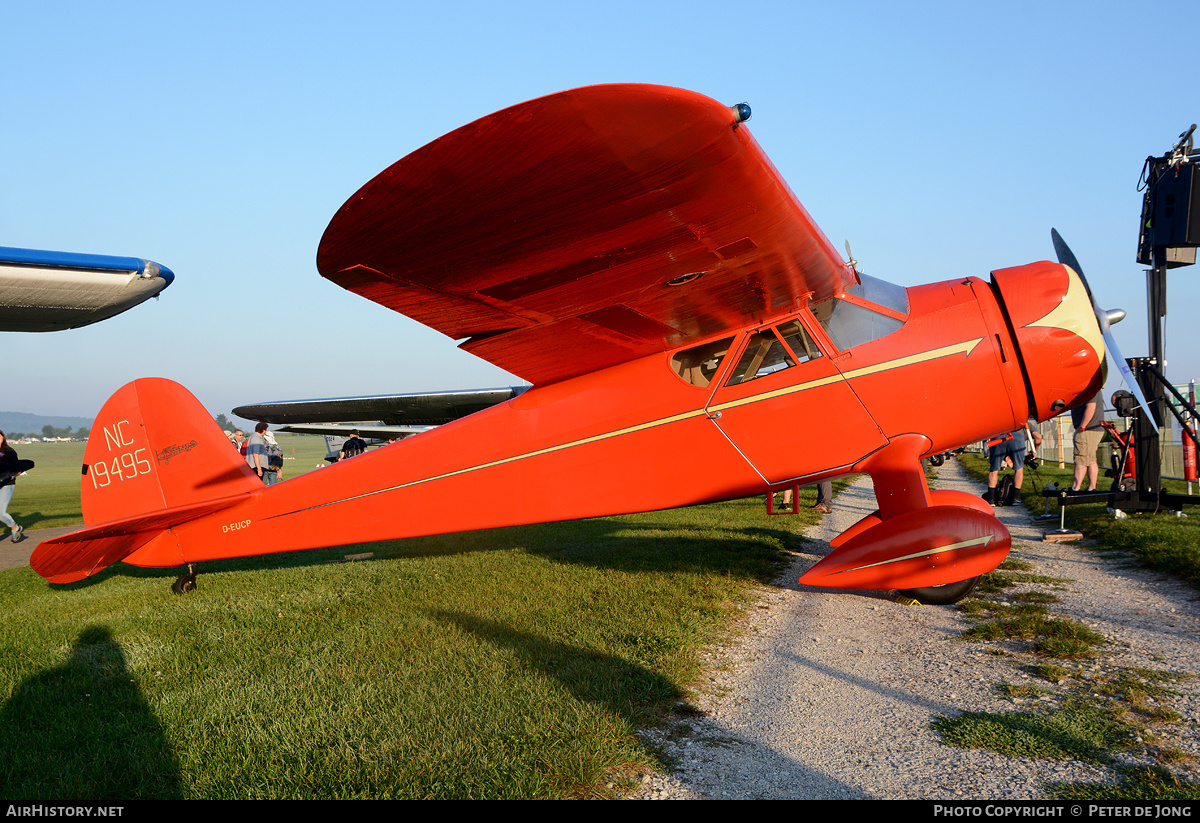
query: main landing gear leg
[
  {"left": 799, "top": 435, "right": 1010, "bottom": 603},
  {"left": 172, "top": 563, "right": 198, "bottom": 595}
]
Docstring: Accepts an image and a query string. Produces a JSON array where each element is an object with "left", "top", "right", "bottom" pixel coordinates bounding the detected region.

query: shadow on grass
[
  {"left": 432, "top": 610, "right": 684, "bottom": 723},
  {"left": 51, "top": 496, "right": 810, "bottom": 591},
  {"left": 0, "top": 625, "right": 182, "bottom": 799},
  {"left": 933, "top": 701, "right": 1129, "bottom": 763}
]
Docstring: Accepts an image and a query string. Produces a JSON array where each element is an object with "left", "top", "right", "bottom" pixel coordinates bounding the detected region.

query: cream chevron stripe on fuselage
[
  {"left": 264, "top": 337, "right": 986, "bottom": 520},
  {"left": 707, "top": 338, "right": 983, "bottom": 413}
]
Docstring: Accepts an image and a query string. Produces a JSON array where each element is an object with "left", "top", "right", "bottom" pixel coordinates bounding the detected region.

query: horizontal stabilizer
[{"left": 30, "top": 494, "right": 249, "bottom": 584}]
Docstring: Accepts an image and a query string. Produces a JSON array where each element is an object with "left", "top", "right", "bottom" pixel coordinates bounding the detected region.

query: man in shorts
[
  {"left": 983, "top": 428, "right": 1027, "bottom": 506},
  {"left": 1071, "top": 390, "right": 1105, "bottom": 491}
]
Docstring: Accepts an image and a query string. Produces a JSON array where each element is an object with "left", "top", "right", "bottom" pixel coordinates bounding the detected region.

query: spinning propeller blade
[{"left": 1050, "top": 229, "right": 1156, "bottom": 423}]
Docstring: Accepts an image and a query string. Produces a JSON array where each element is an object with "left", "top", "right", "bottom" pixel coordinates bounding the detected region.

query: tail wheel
[
  {"left": 929, "top": 453, "right": 946, "bottom": 467},
  {"left": 897, "top": 576, "right": 981, "bottom": 605},
  {"left": 172, "top": 566, "right": 198, "bottom": 595}
]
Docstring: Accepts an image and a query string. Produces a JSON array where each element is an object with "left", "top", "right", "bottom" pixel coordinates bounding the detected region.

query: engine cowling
[{"left": 990, "top": 261, "right": 1105, "bottom": 422}]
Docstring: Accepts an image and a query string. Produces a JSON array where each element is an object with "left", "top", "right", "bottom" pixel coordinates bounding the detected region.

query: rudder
[
  {"left": 32, "top": 378, "right": 261, "bottom": 583},
  {"left": 82, "top": 378, "right": 260, "bottom": 523}
]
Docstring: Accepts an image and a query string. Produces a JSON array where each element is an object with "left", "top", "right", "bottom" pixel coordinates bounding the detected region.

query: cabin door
[{"left": 704, "top": 320, "right": 885, "bottom": 484}]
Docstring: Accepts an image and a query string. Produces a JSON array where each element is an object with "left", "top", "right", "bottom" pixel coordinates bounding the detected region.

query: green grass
[
  {"left": 6, "top": 441, "right": 91, "bottom": 529},
  {"left": 976, "top": 571, "right": 1068, "bottom": 594},
  {"left": 934, "top": 698, "right": 1135, "bottom": 762},
  {"left": 0, "top": 490, "right": 823, "bottom": 799},
  {"left": 959, "top": 601, "right": 1106, "bottom": 659},
  {"left": 1049, "top": 766, "right": 1200, "bottom": 800}
]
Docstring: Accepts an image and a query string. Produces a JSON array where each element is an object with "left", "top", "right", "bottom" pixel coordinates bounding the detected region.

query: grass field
[{"left": 0, "top": 456, "right": 826, "bottom": 799}]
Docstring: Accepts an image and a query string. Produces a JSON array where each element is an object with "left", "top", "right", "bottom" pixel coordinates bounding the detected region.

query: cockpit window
[
  {"left": 726, "top": 330, "right": 793, "bottom": 386},
  {"left": 810, "top": 274, "right": 908, "bottom": 351},
  {"left": 725, "top": 321, "right": 822, "bottom": 387},
  {"left": 776, "top": 319, "right": 820, "bottom": 363},
  {"left": 670, "top": 336, "right": 735, "bottom": 387}
]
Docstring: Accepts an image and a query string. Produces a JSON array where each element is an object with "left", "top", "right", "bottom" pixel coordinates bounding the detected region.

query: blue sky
[{"left": 3, "top": 1, "right": 1197, "bottom": 422}]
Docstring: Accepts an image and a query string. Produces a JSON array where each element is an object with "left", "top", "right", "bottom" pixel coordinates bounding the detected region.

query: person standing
[
  {"left": 1026, "top": 417, "right": 1043, "bottom": 455},
  {"left": 780, "top": 480, "right": 833, "bottom": 514},
  {"left": 983, "top": 429, "right": 1026, "bottom": 506},
  {"left": 811, "top": 480, "right": 833, "bottom": 514},
  {"left": 262, "top": 428, "right": 283, "bottom": 485},
  {"left": 339, "top": 429, "right": 368, "bottom": 461},
  {"left": 1071, "top": 390, "right": 1105, "bottom": 491},
  {"left": 246, "top": 422, "right": 271, "bottom": 485},
  {"left": 0, "top": 431, "right": 25, "bottom": 542}
]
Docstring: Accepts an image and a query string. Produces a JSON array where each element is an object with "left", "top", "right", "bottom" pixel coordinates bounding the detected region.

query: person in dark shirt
[
  {"left": 0, "top": 431, "right": 25, "bottom": 542},
  {"left": 340, "top": 430, "right": 368, "bottom": 461}
]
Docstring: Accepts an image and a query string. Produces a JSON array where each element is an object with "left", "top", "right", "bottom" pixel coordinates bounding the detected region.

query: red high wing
[{"left": 317, "top": 84, "right": 853, "bottom": 385}]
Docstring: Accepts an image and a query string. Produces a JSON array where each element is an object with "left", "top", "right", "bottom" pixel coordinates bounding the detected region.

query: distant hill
[{"left": 0, "top": 412, "right": 94, "bottom": 436}]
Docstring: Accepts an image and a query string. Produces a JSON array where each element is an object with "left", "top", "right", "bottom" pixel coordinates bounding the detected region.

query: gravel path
[{"left": 633, "top": 458, "right": 1200, "bottom": 799}]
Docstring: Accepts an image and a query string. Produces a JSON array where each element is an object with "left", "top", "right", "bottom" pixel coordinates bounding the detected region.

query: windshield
[
  {"left": 844, "top": 273, "right": 909, "bottom": 315},
  {"left": 811, "top": 274, "right": 908, "bottom": 351}
]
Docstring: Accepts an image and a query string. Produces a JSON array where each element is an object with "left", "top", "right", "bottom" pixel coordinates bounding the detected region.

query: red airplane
[{"left": 31, "top": 84, "right": 1124, "bottom": 603}]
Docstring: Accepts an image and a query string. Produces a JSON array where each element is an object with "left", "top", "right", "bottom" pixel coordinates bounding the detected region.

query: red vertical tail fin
[{"left": 31, "top": 379, "right": 261, "bottom": 583}]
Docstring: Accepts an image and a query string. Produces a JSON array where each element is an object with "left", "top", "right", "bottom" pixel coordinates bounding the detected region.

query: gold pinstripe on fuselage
[{"left": 266, "top": 337, "right": 986, "bottom": 519}]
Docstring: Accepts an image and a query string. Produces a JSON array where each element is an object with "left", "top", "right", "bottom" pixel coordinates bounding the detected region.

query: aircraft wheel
[
  {"left": 929, "top": 453, "right": 945, "bottom": 467},
  {"left": 897, "top": 576, "right": 981, "bottom": 605},
  {"left": 171, "top": 574, "right": 197, "bottom": 595}
]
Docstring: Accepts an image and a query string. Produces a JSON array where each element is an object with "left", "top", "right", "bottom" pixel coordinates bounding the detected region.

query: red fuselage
[{"left": 112, "top": 264, "right": 1091, "bottom": 572}]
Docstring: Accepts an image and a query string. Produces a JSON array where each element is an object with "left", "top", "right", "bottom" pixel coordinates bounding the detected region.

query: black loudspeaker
[{"left": 1152, "top": 163, "right": 1200, "bottom": 247}]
